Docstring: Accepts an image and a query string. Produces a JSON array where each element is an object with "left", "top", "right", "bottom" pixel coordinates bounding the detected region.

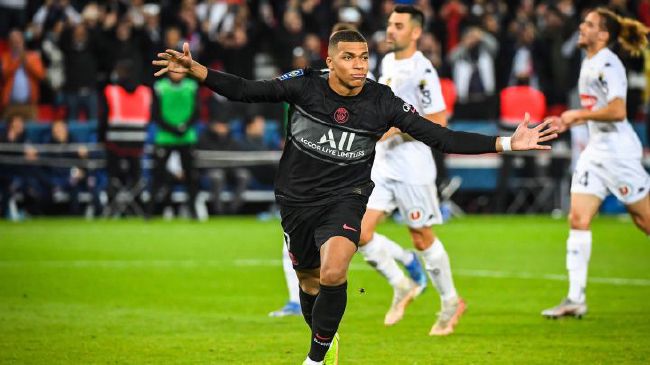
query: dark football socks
[
  {"left": 308, "top": 282, "right": 347, "bottom": 362},
  {"left": 299, "top": 287, "right": 318, "bottom": 328}
]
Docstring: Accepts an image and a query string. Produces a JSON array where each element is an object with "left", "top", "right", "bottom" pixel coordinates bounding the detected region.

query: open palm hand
[
  {"left": 152, "top": 42, "right": 193, "bottom": 77},
  {"left": 510, "top": 113, "right": 559, "bottom": 151}
]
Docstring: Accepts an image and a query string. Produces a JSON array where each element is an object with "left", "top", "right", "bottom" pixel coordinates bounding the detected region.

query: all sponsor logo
[
  {"left": 299, "top": 128, "right": 365, "bottom": 159},
  {"left": 334, "top": 107, "right": 349, "bottom": 124}
]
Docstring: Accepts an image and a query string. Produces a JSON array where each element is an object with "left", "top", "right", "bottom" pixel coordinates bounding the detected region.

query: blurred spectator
[
  {"left": 44, "top": 119, "right": 98, "bottom": 215},
  {"left": 448, "top": 26, "right": 498, "bottom": 119},
  {"left": 99, "top": 60, "right": 151, "bottom": 215},
  {"left": 197, "top": 120, "right": 249, "bottom": 214},
  {"left": 197, "top": 0, "right": 230, "bottom": 40},
  {"left": 508, "top": 21, "right": 541, "bottom": 88},
  {"left": 440, "top": 0, "right": 468, "bottom": 53},
  {"left": 108, "top": 18, "right": 146, "bottom": 85},
  {"left": 126, "top": 0, "right": 147, "bottom": 28},
  {"left": 212, "top": 4, "right": 256, "bottom": 79},
  {"left": 536, "top": 6, "right": 575, "bottom": 107},
  {"left": 238, "top": 114, "right": 278, "bottom": 188},
  {"left": 0, "top": 114, "right": 38, "bottom": 219},
  {"left": 60, "top": 23, "right": 100, "bottom": 121},
  {"left": 163, "top": 26, "right": 183, "bottom": 56},
  {"left": 337, "top": 5, "right": 361, "bottom": 27},
  {"left": 31, "top": 0, "right": 80, "bottom": 39},
  {"left": 419, "top": 32, "right": 444, "bottom": 71},
  {"left": 141, "top": 3, "right": 163, "bottom": 86},
  {"left": 369, "top": 30, "right": 389, "bottom": 77},
  {"left": 290, "top": 0, "right": 323, "bottom": 35},
  {"left": 0, "top": 0, "right": 28, "bottom": 38},
  {"left": 291, "top": 47, "right": 309, "bottom": 70},
  {"left": 147, "top": 71, "right": 199, "bottom": 219},
  {"left": 303, "top": 33, "right": 326, "bottom": 69},
  {"left": 1, "top": 29, "right": 46, "bottom": 120},
  {"left": 40, "top": 19, "right": 65, "bottom": 108},
  {"left": 175, "top": 0, "right": 204, "bottom": 57},
  {"left": 273, "top": 8, "right": 306, "bottom": 72}
]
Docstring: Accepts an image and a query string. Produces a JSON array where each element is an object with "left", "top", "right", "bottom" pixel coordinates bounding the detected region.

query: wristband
[{"left": 501, "top": 137, "right": 512, "bottom": 152}]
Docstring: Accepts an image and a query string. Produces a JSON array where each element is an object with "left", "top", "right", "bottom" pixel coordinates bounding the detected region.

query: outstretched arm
[
  {"left": 395, "top": 107, "right": 557, "bottom": 154},
  {"left": 152, "top": 42, "right": 301, "bottom": 104}
]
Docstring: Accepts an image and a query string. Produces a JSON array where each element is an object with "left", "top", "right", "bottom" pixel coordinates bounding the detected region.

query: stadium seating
[
  {"left": 499, "top": 86, "right": 546, "bottom": 128},
  {"left": 4, "top": 120, "right": 648, "bottom": 215},
  {"left": 498, "top": 86, "right": 551, "bottom": 213}
]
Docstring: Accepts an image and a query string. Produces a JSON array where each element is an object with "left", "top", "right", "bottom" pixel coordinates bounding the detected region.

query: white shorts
[
  {"left": 571, "top": 154, "right": 650, "bottom": 205},
  {"left": 367, "top": 178, "right": 443, "bottom": 228}
]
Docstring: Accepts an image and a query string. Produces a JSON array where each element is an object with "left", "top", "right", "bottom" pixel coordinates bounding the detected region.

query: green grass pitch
[{"left": 1, "top": 216, "right": 649, "bottom": 364}]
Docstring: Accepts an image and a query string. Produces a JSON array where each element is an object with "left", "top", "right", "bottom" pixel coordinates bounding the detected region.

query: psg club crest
[{"left": 334, "top": 107, "right": 349, "bottom": 124}]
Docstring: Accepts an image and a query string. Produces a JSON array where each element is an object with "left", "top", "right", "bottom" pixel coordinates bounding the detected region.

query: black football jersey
[{"left": 204, "top": 68, "right": 496, "bottom": 205}]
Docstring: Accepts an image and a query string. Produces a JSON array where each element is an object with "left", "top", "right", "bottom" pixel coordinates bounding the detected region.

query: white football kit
[
  {"left": 571, "top": 48, "right": 650, "bottom": 204},
  {"left": 368, "top": 51, "right": 447, "bottom": 227}
]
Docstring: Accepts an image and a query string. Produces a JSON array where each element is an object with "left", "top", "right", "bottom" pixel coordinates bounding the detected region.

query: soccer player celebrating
[
  {"left": 357, "top": 5, "right": 464, "bottom": 335},
  {"left": 154, "top": 32, "right": 556, "bottom": 364},
  {"left": 542, "top": 8, "right": 650, "bottom": 319}
]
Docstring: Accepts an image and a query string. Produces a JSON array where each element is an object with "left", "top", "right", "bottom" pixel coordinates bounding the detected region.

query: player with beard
[{"left": 356, "top": 5, "right": 465, "bottom": 336}]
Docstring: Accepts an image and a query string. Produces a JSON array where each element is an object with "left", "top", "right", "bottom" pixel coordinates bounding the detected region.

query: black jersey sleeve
[
  {"left": 385, "top": 92, "right": 497, "bottom": 154},
  {"left": 203, "top": 69, "right": 304, "bottom": 104}
]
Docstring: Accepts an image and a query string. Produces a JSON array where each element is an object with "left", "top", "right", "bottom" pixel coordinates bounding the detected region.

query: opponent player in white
[
  {"left": 355, "top": 5, "right": 466, "bottom": 335},
  {"left": 542, "top": 7, "right": 650, "bottom": 318}
]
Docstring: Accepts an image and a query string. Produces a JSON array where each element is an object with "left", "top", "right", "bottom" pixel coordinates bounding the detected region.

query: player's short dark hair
[
  {"left": 329, "top": 30, "right": 367, "bottom": 51},
  {"left": 393, "top": 5, "right": 424, "bottom": 27},
  {"left": 331, "top": 22, "right": 358, "bottom": 33}
]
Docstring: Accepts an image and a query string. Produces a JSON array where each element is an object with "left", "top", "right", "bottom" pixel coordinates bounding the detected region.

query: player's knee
[
  {"left": 410, "top": 229, "right": 434, "bottom": 251},
  {"left": 411, "top": 236, "right": 427, "bottom": 251},
  {"left": 568, "top": 211, "right": 591, "bottom": 230},
  {"left": 298, "top": 275, "right": 320, "bottom": 295},
  {"left": 319, "top": 267, "right": 347, "bottom": 286}
]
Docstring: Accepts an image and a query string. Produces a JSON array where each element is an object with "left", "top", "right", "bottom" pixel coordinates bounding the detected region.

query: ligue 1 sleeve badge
[{"left": 334, "top": 107, "right": 349, "bottom": 124}]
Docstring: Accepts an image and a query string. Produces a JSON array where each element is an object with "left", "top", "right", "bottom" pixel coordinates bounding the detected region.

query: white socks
[
  {"left": 360, "top": 234, "right": 459, "bottom": 303},
  {"left": 282, "top": 243, "right": 300, "bottom": 304},
  {"left": 303, "top": 357, "right": 322, "bottom": 365},
  {"left": 373, "top": 233, "right": 414, "bottom": 265},
  {"left": 566, "top": 229, "right": 592, "bottom": 303},
  {"left": 420, "top": 239, "right": 458, "bottom": 302},
  {"left": 358, "top": 235, "right": 406, "bottom": 288}
]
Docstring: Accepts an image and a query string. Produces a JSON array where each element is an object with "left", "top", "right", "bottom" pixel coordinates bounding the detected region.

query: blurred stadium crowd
[{"left": 0, "top": 0, "right": 649, "bottom": 220}]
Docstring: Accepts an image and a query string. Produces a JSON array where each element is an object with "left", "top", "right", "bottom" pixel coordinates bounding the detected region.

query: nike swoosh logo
[
  {"left": 343, "top": 224, "right": 357, "bottom": 232},
  {"left": 315, "top": 333, "right": 332, "bottom": 341}
]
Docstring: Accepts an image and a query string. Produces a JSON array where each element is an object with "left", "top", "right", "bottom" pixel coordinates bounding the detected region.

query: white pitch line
[
  {"left": 0, "top": 259, "right": 649, "bottom": 287},
  {"left": 454, "top": 269, "right": 650, "bottom": 287}
]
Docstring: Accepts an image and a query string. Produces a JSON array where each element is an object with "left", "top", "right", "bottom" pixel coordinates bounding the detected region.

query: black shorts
[{"left": 280, "top": 194, "right": 367, "bottom": 270}]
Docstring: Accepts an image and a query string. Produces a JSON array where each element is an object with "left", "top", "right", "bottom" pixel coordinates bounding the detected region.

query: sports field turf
[{"left": 1, "top": 216, "right": 649, "bottom": 364}]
